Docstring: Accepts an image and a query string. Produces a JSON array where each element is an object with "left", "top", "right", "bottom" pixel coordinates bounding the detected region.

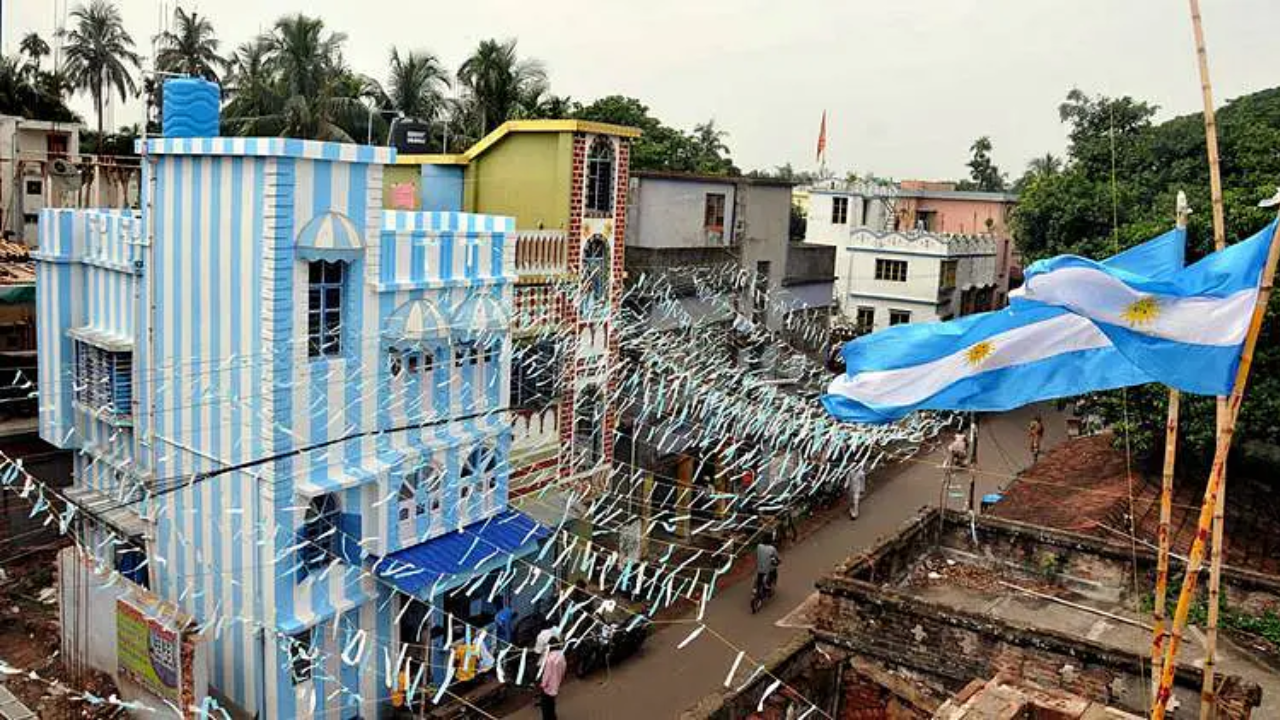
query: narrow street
[{"left": 506, "top": 405, "right": 1064, "bottom": 718}]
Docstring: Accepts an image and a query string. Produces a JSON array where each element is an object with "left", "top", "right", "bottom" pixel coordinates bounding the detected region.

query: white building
[
  {"left": 0, "top": 116, "right": 83, "bottom": 244},
  {"left": 826, "top": 228, "right": 997, "bottom": 333},
  {"left": 626, "top": 170, "right": 836, "bottom": 348},
  {"left": 803, "top": 182, "right": 897, "bottom": 247}
]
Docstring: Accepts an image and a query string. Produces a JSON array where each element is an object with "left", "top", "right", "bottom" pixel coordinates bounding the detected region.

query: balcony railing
[{"left": 514, "top": 230, "right": 569, "bottom": 278}]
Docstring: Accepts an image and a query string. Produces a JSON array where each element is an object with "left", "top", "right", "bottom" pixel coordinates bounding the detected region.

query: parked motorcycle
[{"left": 569, "top": 602, "right": 650, "bottom": 677}]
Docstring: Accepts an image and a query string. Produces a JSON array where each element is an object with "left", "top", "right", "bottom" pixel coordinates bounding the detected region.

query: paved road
[{"left": 504, "top": 406, "right": 1064, "bottom": 719}]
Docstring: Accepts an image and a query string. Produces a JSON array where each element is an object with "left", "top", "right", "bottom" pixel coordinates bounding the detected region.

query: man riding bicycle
[{"left": 755, "top": 534, "right": 780, "bottom": 596}]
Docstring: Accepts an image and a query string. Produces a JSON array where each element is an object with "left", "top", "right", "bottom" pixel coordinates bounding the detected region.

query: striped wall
[{"left": 36, "top": 138, "right": 520, "bottom": 719}]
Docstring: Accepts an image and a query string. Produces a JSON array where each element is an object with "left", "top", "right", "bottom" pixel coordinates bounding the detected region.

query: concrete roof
[
  {"left": 398, "top": 119, "right": 642, "bottom": 166},
  {"left": 631, "top": 169, "right": 796, "bottom": 187}
]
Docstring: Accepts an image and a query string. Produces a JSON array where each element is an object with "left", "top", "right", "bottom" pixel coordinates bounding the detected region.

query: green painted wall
[{"left": 464, "top": 132, "right": 573, "bottom": 230}]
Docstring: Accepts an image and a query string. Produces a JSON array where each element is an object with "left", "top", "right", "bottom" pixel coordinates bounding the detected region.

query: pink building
[{"left": 894, "top": 180, "right": 1020, "bottom": 303}]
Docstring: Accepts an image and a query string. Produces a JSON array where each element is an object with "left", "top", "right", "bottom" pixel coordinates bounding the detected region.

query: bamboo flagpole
[
  {"left": 1185, "top": 2, "right": 1231, "bottom": 713},
  {"left": 1151, "top": 196, "right": 1280, "bottom": 719},
  {"left": 1150, "top": 193, "right": 1191, "bottom": 693}
]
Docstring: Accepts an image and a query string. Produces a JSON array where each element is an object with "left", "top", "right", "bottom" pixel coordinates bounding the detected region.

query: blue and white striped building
[{"left": 37, "top": 130, "right": 547, "bottom": 717}]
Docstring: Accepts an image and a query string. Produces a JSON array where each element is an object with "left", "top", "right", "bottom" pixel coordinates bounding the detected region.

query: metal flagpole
[
  {"left": 1185, "top": 2, "right": 1231, "bottom": 713},
  {"left": 1150, "top": 193, "right": 1190, "bottom": 696},
  {"left": 1151, "top": 194, "right": 1280, "bottom": 720}
]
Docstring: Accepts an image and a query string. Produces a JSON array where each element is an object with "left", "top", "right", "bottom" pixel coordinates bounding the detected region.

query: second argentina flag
[
  {"left": 1016, "top": 218, "right": 1277, "bottom": 397},
  {"left": 822, "top": 227, "right": 1185, "bottom": 424}
]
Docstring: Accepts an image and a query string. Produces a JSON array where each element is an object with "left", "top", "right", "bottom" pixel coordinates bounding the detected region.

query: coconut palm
[
  {"left": 1026, "top": 153, "right": 1063, "bottom": 177},
  {"left": 221, "top": 14, "right": 368, "bottom": 142},
  {"left": 456, "top": 38, "right": 547, "bottom": 136},
  {"left": 155, "top": 6, "right": 226, "bottom": 82},
  {"left": 372, "top": 47, "right": 450, "bottom": 123},
  {"left": 60, "top": 0, "right": 141, "bottom": 140},
  {"left": 19, "top": 33, "right": 50, "bottom": 72}
]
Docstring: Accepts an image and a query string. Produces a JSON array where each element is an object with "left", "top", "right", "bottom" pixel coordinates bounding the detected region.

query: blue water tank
[{"left": 162, "top": 78, "right": 221, "bottom": 138}]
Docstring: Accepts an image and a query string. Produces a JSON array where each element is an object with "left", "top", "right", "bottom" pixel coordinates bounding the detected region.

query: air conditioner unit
[{"left": 47, "top": 158, "right": 83, "bottom": 208}]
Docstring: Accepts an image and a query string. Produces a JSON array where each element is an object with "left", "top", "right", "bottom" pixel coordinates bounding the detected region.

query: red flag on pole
[{"left": 816, "top": 110, "right": 828, "bottom": 164}]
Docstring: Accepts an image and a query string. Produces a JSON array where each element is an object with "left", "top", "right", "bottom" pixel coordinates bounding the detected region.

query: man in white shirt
[{"left": 534, "top": 625, "right": 560, "bottom": 657}]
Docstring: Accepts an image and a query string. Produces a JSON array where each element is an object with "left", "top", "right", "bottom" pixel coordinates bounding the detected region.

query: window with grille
[
  {"left": 397, "top": 463, "right": 439, "bottom": 535},
  {"left": 704, "top": 193, "right": 726, "bottom": 229},
  {"left": 511, "top": 339, "right": 562, "bottom": 409},
  {"left": 461, "top": 446, "right": 495, "bottom": 500},
  {"left": 889, "top": 309, "right": 912, "bottom": 326},
  {"left": 574, "top": 385, "right": 604, "bottom": 470},
  {"left": 874, "top": 258, "right": 908, "bottom": 282},
  {"left": 855, "top": 307, "right": 875, "bottom": 334},
  {"left": 74, "top": 342, "right": 132, "bottom": 419},
  {"left": 585, "top": 137, "right": 615, "bottom": 214},
  {"left": 297, "top": 494, "right": 340, "bottom": 576},
  {"left": 288, "top": 630, "right": 314, "bottom": 684},
  {"left": 582, "top": 237, "right": 609, "bottom": 313},
  {"left": 389, "top": 346, "right": 436, "bottom": 377},
  {"left": 307, "top": 261, "right": 345, "bottom": 358},
  {"left": 832, "top": 197, "right": 849, "bottom": 224},
  {"left": 939, "top": 260, "right": 958, "bottom": 291}
]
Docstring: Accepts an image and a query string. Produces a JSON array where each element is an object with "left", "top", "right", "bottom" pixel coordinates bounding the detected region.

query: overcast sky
[{"left": 7, "top": 0, "right": 1280, "bottom": 181}]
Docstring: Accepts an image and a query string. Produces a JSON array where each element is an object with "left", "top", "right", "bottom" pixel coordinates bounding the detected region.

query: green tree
[
  {"left": 963, "top": 135, "right": 1006, "bottom": 192},
  {"left": 221, "top": 38, "right": 275, "bottom": 132},
  {"left": 375, "top": 47, "right": 450, "bottom": 121},
  {"left": 456, "top": 38, "right": 547, "bottom": 137},
  {"left": 221, "top": 14, "right": 370, "bottom": 142},
  {"left": 1014, "top": 86, "right": 1280, "bottom": 471},
  {"left": 19, "top": 33, "right": 50, "bottom": 72},
  {"left": 60, "top": 0, "right": 142, "bottom": 141},
  {"left": 155, "top": 7, "right": 226, "bottom": 81},
  {"left": 0, "top": 55, "right": 77, "bottom": 121}
]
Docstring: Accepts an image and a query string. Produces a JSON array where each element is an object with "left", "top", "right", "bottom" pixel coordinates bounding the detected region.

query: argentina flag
[
  {"left": 821, "top": 227, "right": 1186, "bottom": 424},
  {"left": 1018, "top": 218, "right": 1277, "bottom": 396}
]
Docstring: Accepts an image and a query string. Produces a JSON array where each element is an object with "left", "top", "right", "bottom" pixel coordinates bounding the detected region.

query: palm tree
[
  {"left": 221, "top": 14, "right": 367, "bottom": 142},
  {"left": 375, "top": 47, "right": 450, "bottom": 121},
  {"left": 1026, "top": 153, "right": 1062, "bottom": 177},
  {"left": 19, "top": 33, "right": 50, "bottom": 72},
  {"left": 60, "top": 0, "right": 141, "bottom": 141},
  {"left": 456, "top": 38, "right": 547, "bottom": 136},
  {"left": 155, "top": 6, "right": 226, "bottom": 82}
]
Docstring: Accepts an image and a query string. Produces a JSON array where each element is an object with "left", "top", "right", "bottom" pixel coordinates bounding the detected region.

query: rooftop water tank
[{"left": 162, "top": 78, "right": 221, "bottom": 138}]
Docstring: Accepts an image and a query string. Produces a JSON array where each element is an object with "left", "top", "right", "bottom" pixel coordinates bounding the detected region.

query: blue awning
[{"left": 370, "top": 510, "right": 550, "bottom": 598}]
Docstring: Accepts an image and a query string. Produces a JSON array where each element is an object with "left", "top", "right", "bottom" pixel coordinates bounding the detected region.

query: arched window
[
  {"left": 461, "top": 445, "right": 497, "bottom": 502},
  {"left": 582, "top": 236, "right": 609, "bottom": 313},
  {"left": 574, "top": 385, "right": 604, "bottom": 470},
  {"left": 585, "top": 137, "right": 615, "bottom": 214},
  {"left": 398, "top": 463, "right": 439, "bottom": 540},
  {"left": 299, "top": 493, "right": 340, "bottom": 573}
]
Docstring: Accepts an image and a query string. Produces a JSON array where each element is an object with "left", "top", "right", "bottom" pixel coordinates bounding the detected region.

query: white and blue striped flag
[
  {"left": 821, "top": 227, "right": 1186, "bottom": 424},
  {"left": 1017, "top": 218, "right": 1277, "bottom": 396}
]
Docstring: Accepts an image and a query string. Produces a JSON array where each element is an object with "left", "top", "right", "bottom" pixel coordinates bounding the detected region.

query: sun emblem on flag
[
  {"left": 1122, "top": 296, "right": 1161, "bottom": 328},
  {"left": 964, "top": 341, "right": 994, "bottom": 367}
]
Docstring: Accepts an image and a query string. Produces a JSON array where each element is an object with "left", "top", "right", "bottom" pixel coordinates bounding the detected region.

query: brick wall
[
  {"left": 812, "top": 510, "right": 1265, "bottom": 718},
  {"left": 682, "top": 635, "right": 844, "bottom": 720}
]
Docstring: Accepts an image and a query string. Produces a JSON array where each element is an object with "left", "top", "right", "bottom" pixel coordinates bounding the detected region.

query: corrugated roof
[{"left": 371, "top": 509, "right": 549, "bottom": 597}]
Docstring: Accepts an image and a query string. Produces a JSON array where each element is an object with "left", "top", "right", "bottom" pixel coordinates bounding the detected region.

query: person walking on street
[
  {"left": 539, "top": 640, "right": 567, "bottom": 720},
  {"left": 1028, "top": 415, "right": 1045, "bottom": 462},
  {"left": 946, "top": 432, "right": 969, "bottom": 470},
  {"left": 846, "top": 465, "right": 865, "bottom": 520}
]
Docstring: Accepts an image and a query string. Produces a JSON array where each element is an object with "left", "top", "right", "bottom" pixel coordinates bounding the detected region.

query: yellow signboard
[{"left": 117, "top": 599, "right": 183, "bottom": 705}]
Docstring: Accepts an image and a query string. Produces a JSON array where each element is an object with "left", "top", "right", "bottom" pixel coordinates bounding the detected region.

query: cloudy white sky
[{"left": 6, "top": 0, "right": 1280, "bottom": 181}]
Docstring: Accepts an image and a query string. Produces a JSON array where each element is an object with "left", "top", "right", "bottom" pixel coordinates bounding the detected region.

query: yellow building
[{"left": 390, "top": 120, "right": 641, "bottom": 497}]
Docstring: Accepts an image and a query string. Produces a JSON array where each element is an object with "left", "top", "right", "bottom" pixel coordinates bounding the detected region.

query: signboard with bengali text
[{"left": 116, "top": 598, "right": 183, "bottom": 705}]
